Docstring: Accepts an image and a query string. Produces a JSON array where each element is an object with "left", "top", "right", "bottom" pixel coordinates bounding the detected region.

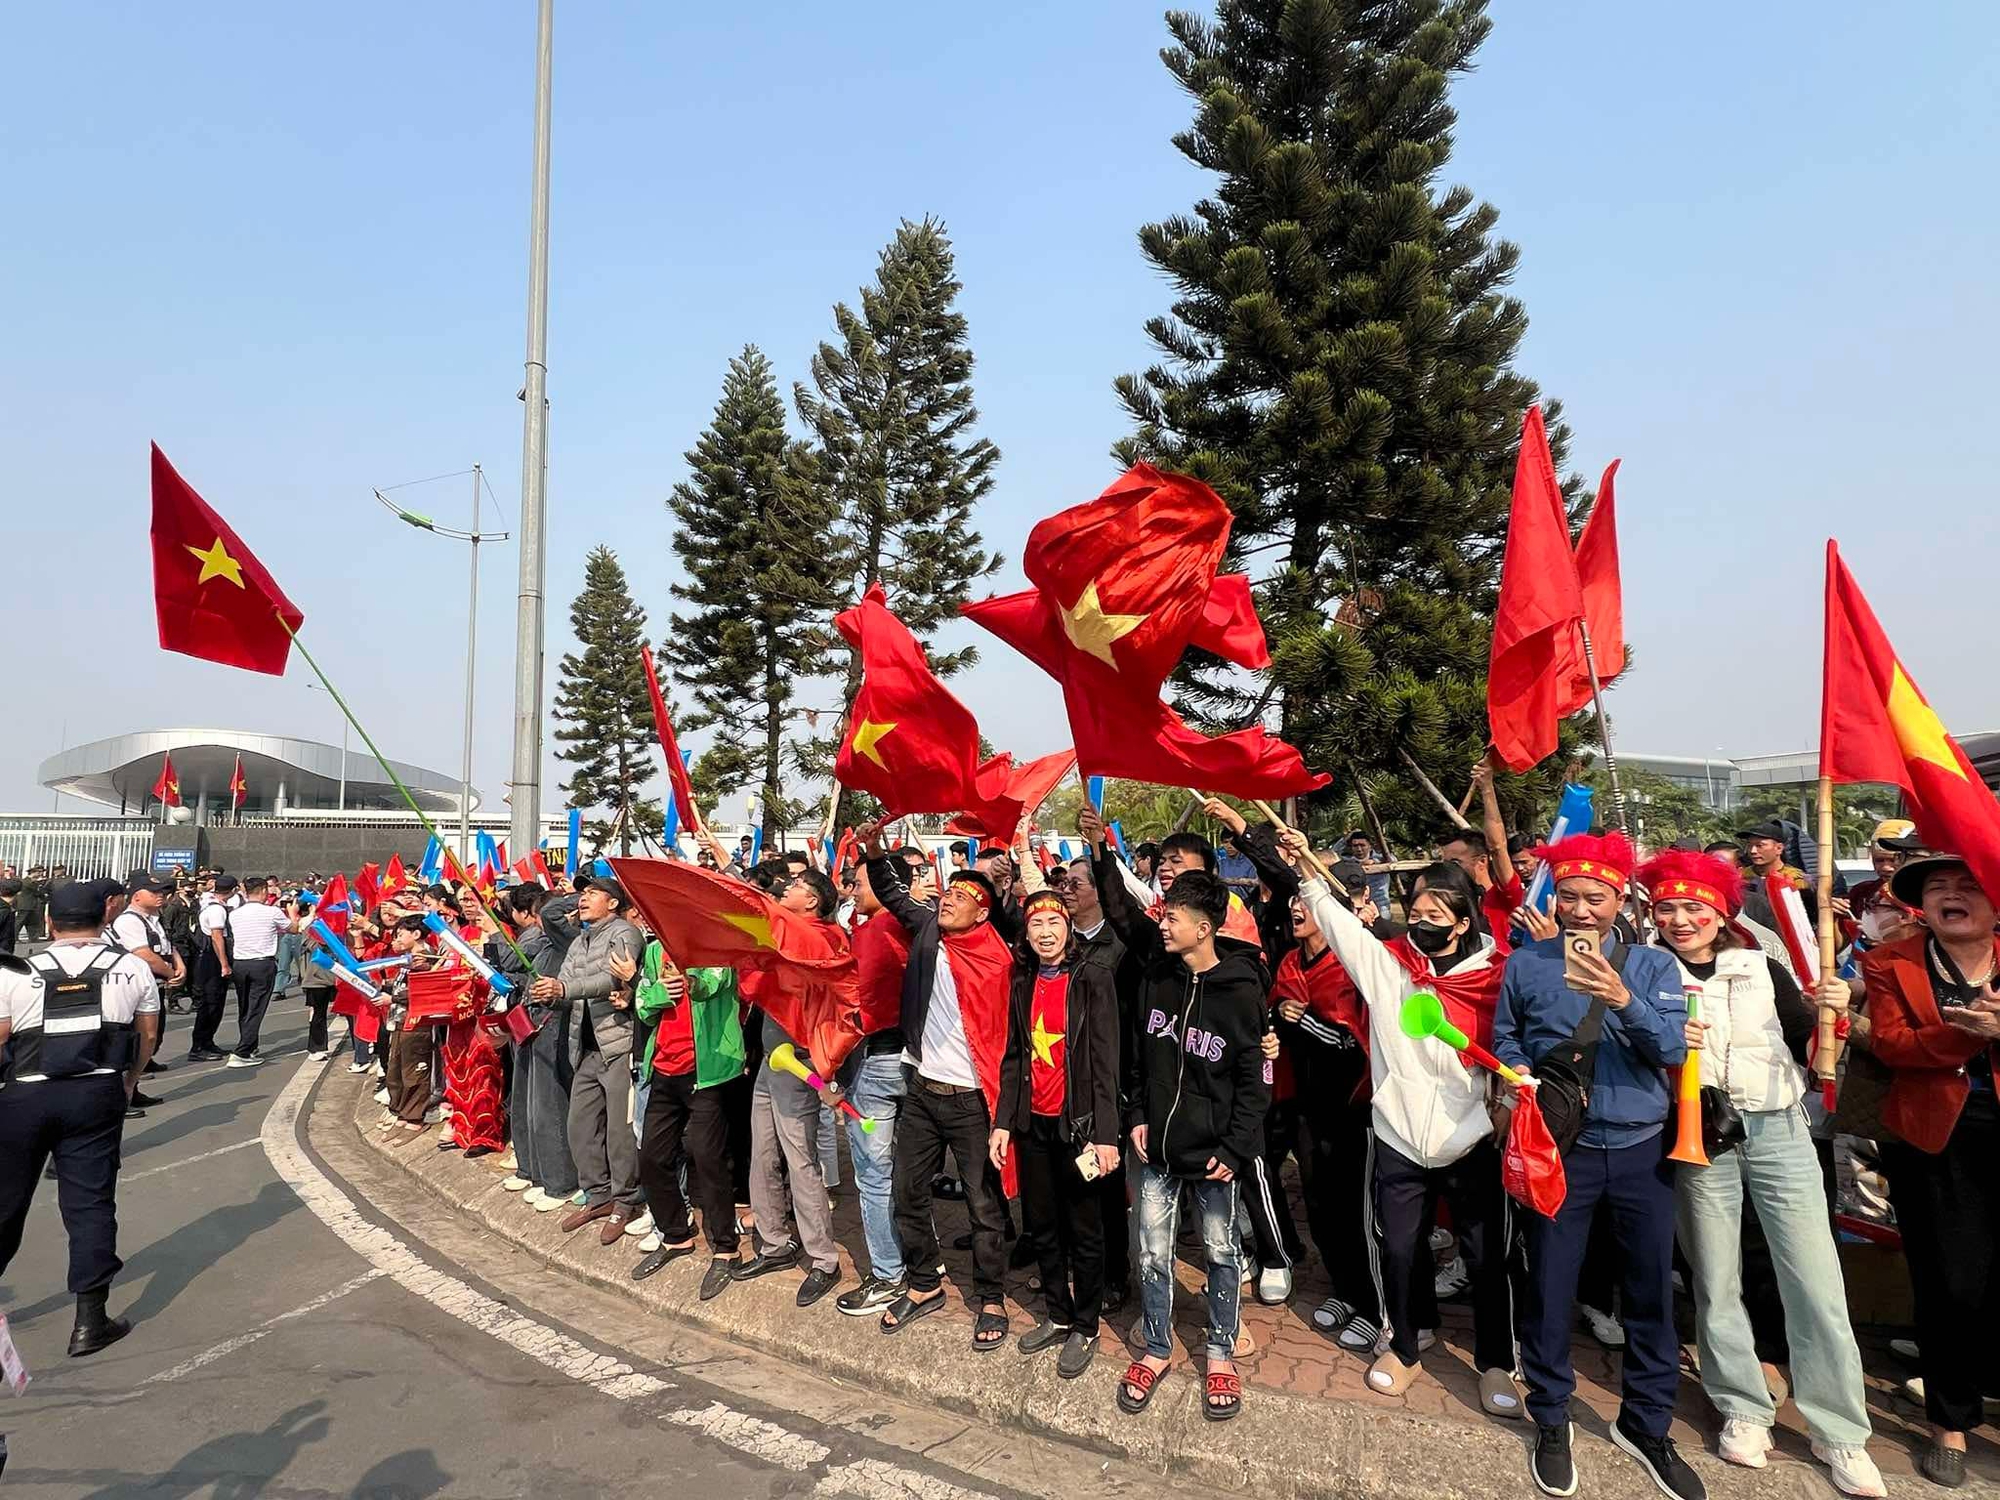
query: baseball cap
[
  {"left": 127, "top": 872, "right": 173, "bottom": 896},
  {"left": 49, "top": 877, "right": 124, "bottom": 926},
  {"left": 1734, "top": 819, "right": 1788, "bottom": 844},
  {"left": 580, "top": 876, "right": 628, "bottom": 909},
  {"left": 1870, "top": 818, "right": 1917, "bottom": 851},
  {"left": 212, "top": 874, "right": 240, "bottom": 893}
]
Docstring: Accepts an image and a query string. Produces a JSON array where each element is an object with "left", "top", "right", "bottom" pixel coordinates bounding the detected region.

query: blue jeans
[
  {"left": 841, "top": 1050, "right": 905, "bottom": 1282},
  {"left": 1677, "top": 1105, "right": 1872, "bottom": 1449},
  {"left": 1137, "top": 1164, "right": 1239, "bottom": 1360}
]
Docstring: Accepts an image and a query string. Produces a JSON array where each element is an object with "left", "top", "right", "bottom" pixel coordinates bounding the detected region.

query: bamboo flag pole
[
  {"left": 280, "top": 618, "right": 532, "bottom": 971},
  {"left": 1247, "top": 797, "right": 1339, "bottom": 887},
  {"left": 1397, "top": 748, "right": 1473, "bottom": 831},
  {"left": 1813, "top": 774, "right": 1841, "bottom": 1103}
]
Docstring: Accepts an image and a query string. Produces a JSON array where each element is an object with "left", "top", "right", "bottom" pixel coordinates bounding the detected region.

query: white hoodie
[{"left": 1299, "top": 876, "right": 1499, "bottom": 1169}]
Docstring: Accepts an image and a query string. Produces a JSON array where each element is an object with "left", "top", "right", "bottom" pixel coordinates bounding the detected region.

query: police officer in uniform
[{"left": 0, "top": 876, "right": 161, "bottom": 1356}]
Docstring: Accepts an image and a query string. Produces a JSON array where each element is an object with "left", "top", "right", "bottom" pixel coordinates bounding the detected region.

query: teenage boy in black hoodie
[{"left": 1083, "top": 808, "right": 1269, "bottom": 1424}]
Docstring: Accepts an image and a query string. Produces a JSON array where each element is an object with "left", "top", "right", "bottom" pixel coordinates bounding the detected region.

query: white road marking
[
  {"left": 124, "top": 1137, "right": 261, "bottom": 1182},
  {"left": 259, "top": 1057, "right": 998, "bottom": 1497},
  {"left": 144, "top": 1268, "right": 385, "bottom": 1383}
]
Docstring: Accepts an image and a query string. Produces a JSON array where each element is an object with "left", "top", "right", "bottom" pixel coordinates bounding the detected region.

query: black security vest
[{"left": 3, "top": 948, "right": 136, "bottom": 1084}]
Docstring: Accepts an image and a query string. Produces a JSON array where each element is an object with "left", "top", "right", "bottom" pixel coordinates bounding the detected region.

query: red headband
[
  {"left": 1535, "top": 831, "right": 1635, "bottom": 894},
  {"left": 947, "top": 873, "right": 993, "bottom": 911},
  {"left": 1634, "top": 849, "right": 1745, "bottom": 915}
]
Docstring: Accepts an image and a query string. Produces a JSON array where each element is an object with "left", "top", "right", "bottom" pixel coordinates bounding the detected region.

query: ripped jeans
[{"left": 1136, "top": 1163, "right": 1240, "bottom": 1360}]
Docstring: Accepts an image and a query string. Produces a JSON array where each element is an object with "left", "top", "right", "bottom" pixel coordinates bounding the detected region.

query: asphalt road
[{"left": 0, "top": 995, "right": 1178, "bottom": 1500}]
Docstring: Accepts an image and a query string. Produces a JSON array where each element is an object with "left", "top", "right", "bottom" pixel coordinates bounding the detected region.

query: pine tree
[
  {"left": 1117, "top": 0, "right": 1584, "bottom": 848},
  {"left": 669, "top": 347, "right": 845, "bottom": 842},
  {"left": 550, "top": 545, "right": 663, "bottom": 856}
]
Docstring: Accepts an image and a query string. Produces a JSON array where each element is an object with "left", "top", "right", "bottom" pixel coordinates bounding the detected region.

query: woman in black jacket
[{"left": 993, "top": 890, "right": 1123, "bottom": 1379}]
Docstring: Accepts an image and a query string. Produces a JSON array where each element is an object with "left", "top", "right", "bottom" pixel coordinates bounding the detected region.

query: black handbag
[{"left": 1697, "top": 1085, "right": 1746, "bottom": 1157}]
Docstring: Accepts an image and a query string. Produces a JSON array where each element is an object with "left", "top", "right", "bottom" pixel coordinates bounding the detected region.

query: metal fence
[{"left": 0, "top": 818, "right": 157, "bottom": 879}]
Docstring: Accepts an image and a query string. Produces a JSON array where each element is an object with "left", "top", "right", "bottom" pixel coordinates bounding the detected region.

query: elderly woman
[
  {"left": 1635, "top": 850, "right": 1883, "bottom": 1498},
  {"left": 1865, "top": 850, "right": 2000, "bottom": 1489}
]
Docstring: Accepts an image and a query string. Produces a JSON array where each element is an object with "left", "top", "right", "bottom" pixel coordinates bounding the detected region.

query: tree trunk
[
  {"left": 763, "top": 623, "right": 784, "bottom": 844},
  {"left": 616, "top": 745, "right": 632, "bottom": 856}
]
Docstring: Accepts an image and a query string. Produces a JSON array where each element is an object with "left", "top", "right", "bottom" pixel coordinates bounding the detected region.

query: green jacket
[{"left": 633, "top": 942, "right": 744, "bottom": 1090}]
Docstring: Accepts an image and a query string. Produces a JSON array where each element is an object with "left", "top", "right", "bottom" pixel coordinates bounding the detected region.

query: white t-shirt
[
  {"left": 0, "top": 941, "right": 162, "bottom": 1031},
  {"left": 227, "top": 902, "right": 292, "bottom": 960},
  {"left": 907, "top": 953, "right": 977, "bottom": 1089},
  {"left": 111, "top": 909, "right": 169, "bottom": 958}
]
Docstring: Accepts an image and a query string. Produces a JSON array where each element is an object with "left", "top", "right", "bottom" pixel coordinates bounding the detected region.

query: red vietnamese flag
[
  {"left": 1821, "top": 541, "right": 2000, "bottom": 902},
  {"left": 379, "top": 852, "right": 409, "bottom": 903},
  {"left": 834, "top": 583, "right": 985, "bottom": 816},
  {"left": 152, "top": 752, "right": 182, "bottom": 809},
  {"left": 1488, "top": 407, "right": 1586, "bottom": 771},
  {"left": 355, "top": 861, "right": 381, "bottom": 914},
  {"left": 150, "top": 444, "right": 306, "bottom": 675},
  {"left": 963, "top": 464, "right": 1325, "bottom": 799},
  {"left": 1553, "top": 459, "right": 1626, "bottom": 718},
  {"left": 318, "top": 872, "right": 352, "bottom": 939},
  {"left": 611, "top": 857, "right": 863, "bottom": 1074},
  {"left": 640, "top": 644, "right": 703, "bottom": 835},
  {"left": 948, "top": 747, "right": 1079, "bottom": 840},
  {"left": 229, "top": 752, "right": 248, "bottom": 812}
]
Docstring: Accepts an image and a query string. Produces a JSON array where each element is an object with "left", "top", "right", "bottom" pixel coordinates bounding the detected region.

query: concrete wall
[{"left": 201, "top": 827, "right": 435, "bottom": 881}]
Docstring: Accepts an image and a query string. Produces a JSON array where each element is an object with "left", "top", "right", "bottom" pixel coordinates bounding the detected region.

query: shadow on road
[
  {"left": 6, "top": 1180, "right": 299, "bottom": 1329},
  {"left": 73, "top": 1399, "right": 331, "bottom": 1498},
  {"left": 123, "top": 1096, "right": 260, "bottom": 1158},
  {"left": 349, "top": 1449, "right": 454, "bottom": 1498}
]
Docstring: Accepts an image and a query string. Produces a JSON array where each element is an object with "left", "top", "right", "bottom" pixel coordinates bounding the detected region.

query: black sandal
[
  {"left": 879, "top": 1289, "right": 945, "bottom": 1335},
  {"left": 972, "top": 1306, "right": 1009, "bottom": 1351}
]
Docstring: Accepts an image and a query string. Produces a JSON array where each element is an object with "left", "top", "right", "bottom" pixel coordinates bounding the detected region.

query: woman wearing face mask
[
  {"left": 1281, "top": 834, "right": 1519, "bottom": 1419},
  {"left": 1636, "top": 850, "right": 1883, "bottom": 1498},
  {"left": 992, "top": 889, "right": 1123, "bottom": 1380}
]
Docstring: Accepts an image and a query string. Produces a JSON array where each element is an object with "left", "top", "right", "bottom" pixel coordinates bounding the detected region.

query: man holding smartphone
[{"left": 1492, "top": 833, "right": 1695, "bottom": 1500}]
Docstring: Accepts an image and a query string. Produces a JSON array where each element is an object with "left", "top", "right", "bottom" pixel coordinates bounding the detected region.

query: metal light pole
[
  {"left": 374, "top": 472, "right": 509, "bottom": 861},
  {"left": 510, "top": 0, "right": 554, "bottom": 861},
  {"left": 304, "top": 682, "right": 350, "bottom": 810}
]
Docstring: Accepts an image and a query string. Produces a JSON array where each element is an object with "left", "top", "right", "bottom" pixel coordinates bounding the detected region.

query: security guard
[{"left": 0, "top": 876, "right": 161, "bottom": 1357}]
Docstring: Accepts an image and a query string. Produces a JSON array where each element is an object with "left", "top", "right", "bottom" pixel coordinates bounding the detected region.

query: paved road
[{"left": 0, "top": 998, "right": 1179, "bottom": 1500}]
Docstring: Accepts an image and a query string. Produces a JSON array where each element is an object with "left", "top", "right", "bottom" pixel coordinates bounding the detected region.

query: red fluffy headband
[
  {"left": 1634, "top": 849, "right": 1744, "bottom": 915},
  {"left": 1534, "top": 831, "right": 1634, "bottom": 892}
]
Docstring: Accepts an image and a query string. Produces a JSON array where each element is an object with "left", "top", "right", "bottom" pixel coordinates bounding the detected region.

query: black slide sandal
[
  {"left": 972, "top": 1307, "right": 1009, "bottom": 1351},
  {"left": 879, "top": 1290, "right": 945, "bottom": 1335}
]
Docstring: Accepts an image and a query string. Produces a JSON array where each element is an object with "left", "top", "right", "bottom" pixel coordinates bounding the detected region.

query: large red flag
[
  {"left": 1553, "top": 459, "right": 1625, "bottom": 718},
  {"left": 152, "top": 752, "right": 182, "bottom": 809},
  {"left": 610, "top": 857, "right": 862, "bottom": 1074},
  {"left": 966, "top": 464, "right": 1325, "bottom": 799},
  {"left": 150, "top": 444, "right": 306, "bottom": 675},
  {"left": 1488, "top": 407, "right": 1586, "bottom": 771},
  {"left": 639, "top": 644, "right": 703, "bottom": 835},
  {"left": 948, "top": 748, "right": 1079, "bottom": 839},
  {"left": 1821, "top": 541, "right": 2000, "bottom": 902},
  {"left": 834, "top": 583, "right": 986, "bottom": 816}
]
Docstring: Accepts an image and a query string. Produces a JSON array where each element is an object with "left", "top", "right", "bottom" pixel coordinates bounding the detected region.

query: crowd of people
[{"left": 4, "top": 765, "right": 1996, "bottom": 1499}]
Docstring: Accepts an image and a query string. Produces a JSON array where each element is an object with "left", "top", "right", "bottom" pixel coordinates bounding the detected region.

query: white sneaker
[
  {"left": 1434, "top": 1255, "right": 1468, "bottom": 1299},
  {"left": 373, "top": 1088, "right": 391, "bottom": 1105},
  {"left": 1811, "top": 1443, "right": 1886, "bottom": 1499},
  {"left": 501, "top": 1175, "right": 532, "bottom": 1192},
  {"left": 522, "top": 1187, "right": 550, "bottom": 1208},
  {"left": 306, "top": 1050, "right": 329, "bottom": 1062},
  {"left": 1256, "top": 1266, "right": 1292, "bottom": 1305},
  {"left": 347, "top": 1062, "right": 369, "bottom": 1074},
  {"left": 225, "top": 1054, "right": 261, "bottom": 1069},
  {"left": 624, "top": 1211, "right": 654, "bottom": 1239},
  {"left": 535, "top": 1191, "right": 565, "bottom": 1213},
  {"left": 638, "top": 1232, "right": 663, "bottom": 1254},
  {"left": 1580, "top": 1304, "right": 1626, "bottom": 1348},
  {"left": 1718, "top": 1420, "right": 1771, "bottom": 1468}
]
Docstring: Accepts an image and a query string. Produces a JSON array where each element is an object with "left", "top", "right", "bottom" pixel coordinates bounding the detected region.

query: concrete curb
[{"left": 343, "top": 1079, "right": 1911, "bottom": 1500}]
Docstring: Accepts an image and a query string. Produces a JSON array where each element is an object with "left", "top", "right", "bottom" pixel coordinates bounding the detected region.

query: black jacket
[
  {"left": 863, "top": 854, "right": 951, "bottom": 1066},
  {"left": 1222, "top": 823, "right": 1300, "bottom": 963},
  {"left": 1094, "top": 846, "right": 1271, "bottom": 1176},
  {"left": 998, "top": 956, "right": 1122, "bottom": 1147}
]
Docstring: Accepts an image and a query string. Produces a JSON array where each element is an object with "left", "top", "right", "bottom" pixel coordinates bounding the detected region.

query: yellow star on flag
[
  {"left": 720, "top": 911, "right": 777, "bottom": 949},
  {"left": 185, "top": 536, "right": 245, "bottom": 588},
  {"left": 1059, "top": 580, "right": 1147, "bottom": 668},
  {"left": 849, "top": 718, "right": 897, "bottom": 769},
  {"left": 1887, "top": 665, "right": 1964, "bottom": 777},
  {"left": 1030, "top": 1009, "right": 1065, "bottom": 1068}
]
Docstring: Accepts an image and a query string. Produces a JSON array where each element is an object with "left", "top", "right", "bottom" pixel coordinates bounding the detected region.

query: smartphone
[
  {"left": 1562, "top": 930, "right": 1596, "bottom": 986},
  {"left": 1073, "top": 1147, "right": 1102, "bottom": 1182}
]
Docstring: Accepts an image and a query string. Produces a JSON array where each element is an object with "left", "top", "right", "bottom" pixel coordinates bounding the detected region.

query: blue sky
[{"left": 6, "top": 1, "right": 1996, "bottom": 817}]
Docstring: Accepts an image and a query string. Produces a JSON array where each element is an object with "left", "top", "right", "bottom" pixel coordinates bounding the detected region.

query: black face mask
[{"left": 1408, "top": 920, "right": 1459, "bottom": 956}]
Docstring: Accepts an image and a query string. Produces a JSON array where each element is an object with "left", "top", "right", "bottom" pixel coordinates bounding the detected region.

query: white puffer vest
[{"left": 1672, "top": 948, "right": 1805, "bottom": 1113}]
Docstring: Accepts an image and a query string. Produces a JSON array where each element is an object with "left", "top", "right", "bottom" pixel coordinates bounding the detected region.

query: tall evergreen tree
[
  {"left": 1117, "top": 0, "right": 1585, "bottom": 847},
  {"left": 669, "top": 347, "right": 845, "bottom": 842},
  {"left": 550, "top": 544, "right": 662, "bottom": 856},
  {"left": 796, "top": 217, "right": 1002, "bottom": 681}
]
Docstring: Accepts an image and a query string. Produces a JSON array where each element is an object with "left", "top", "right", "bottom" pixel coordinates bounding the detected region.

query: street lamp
[
  {"left": 304, "top": 682, "right": 348, "bottom": 811},
  {"left": 375, "top": 467, "right": 510, "bottom": 862}
]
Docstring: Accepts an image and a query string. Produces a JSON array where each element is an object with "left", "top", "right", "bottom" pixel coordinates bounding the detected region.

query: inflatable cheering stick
[
  {"left": 768, "top": 1042, "right": 875, "bottom": 1133},
  {"left": 421, "top": 913, "right": 515, "bottom": 995},
  {"left": 309, "top": 948, "right": 382, "bottom": 1001}
]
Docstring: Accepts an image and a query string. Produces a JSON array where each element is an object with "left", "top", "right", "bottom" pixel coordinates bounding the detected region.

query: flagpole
[
  {"left": 1813, "top": 774, "right": 1840, "bottom": 1103},
  {"left": 1578, "top": 621, "right": 1633, "bottom": 845},
  {"left": 278, "top": 617, "right": 531, "bottom": 970}
]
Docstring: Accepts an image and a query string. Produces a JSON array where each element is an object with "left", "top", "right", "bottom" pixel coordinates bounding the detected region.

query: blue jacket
[{"left": 1493, "top": 936, "right": 1688, "bottom": 1149}]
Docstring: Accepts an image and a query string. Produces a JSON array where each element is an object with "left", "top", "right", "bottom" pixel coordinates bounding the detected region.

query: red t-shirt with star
[{"left": 1029, "top": 970, "right": 1070, "bottom": 1117}]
